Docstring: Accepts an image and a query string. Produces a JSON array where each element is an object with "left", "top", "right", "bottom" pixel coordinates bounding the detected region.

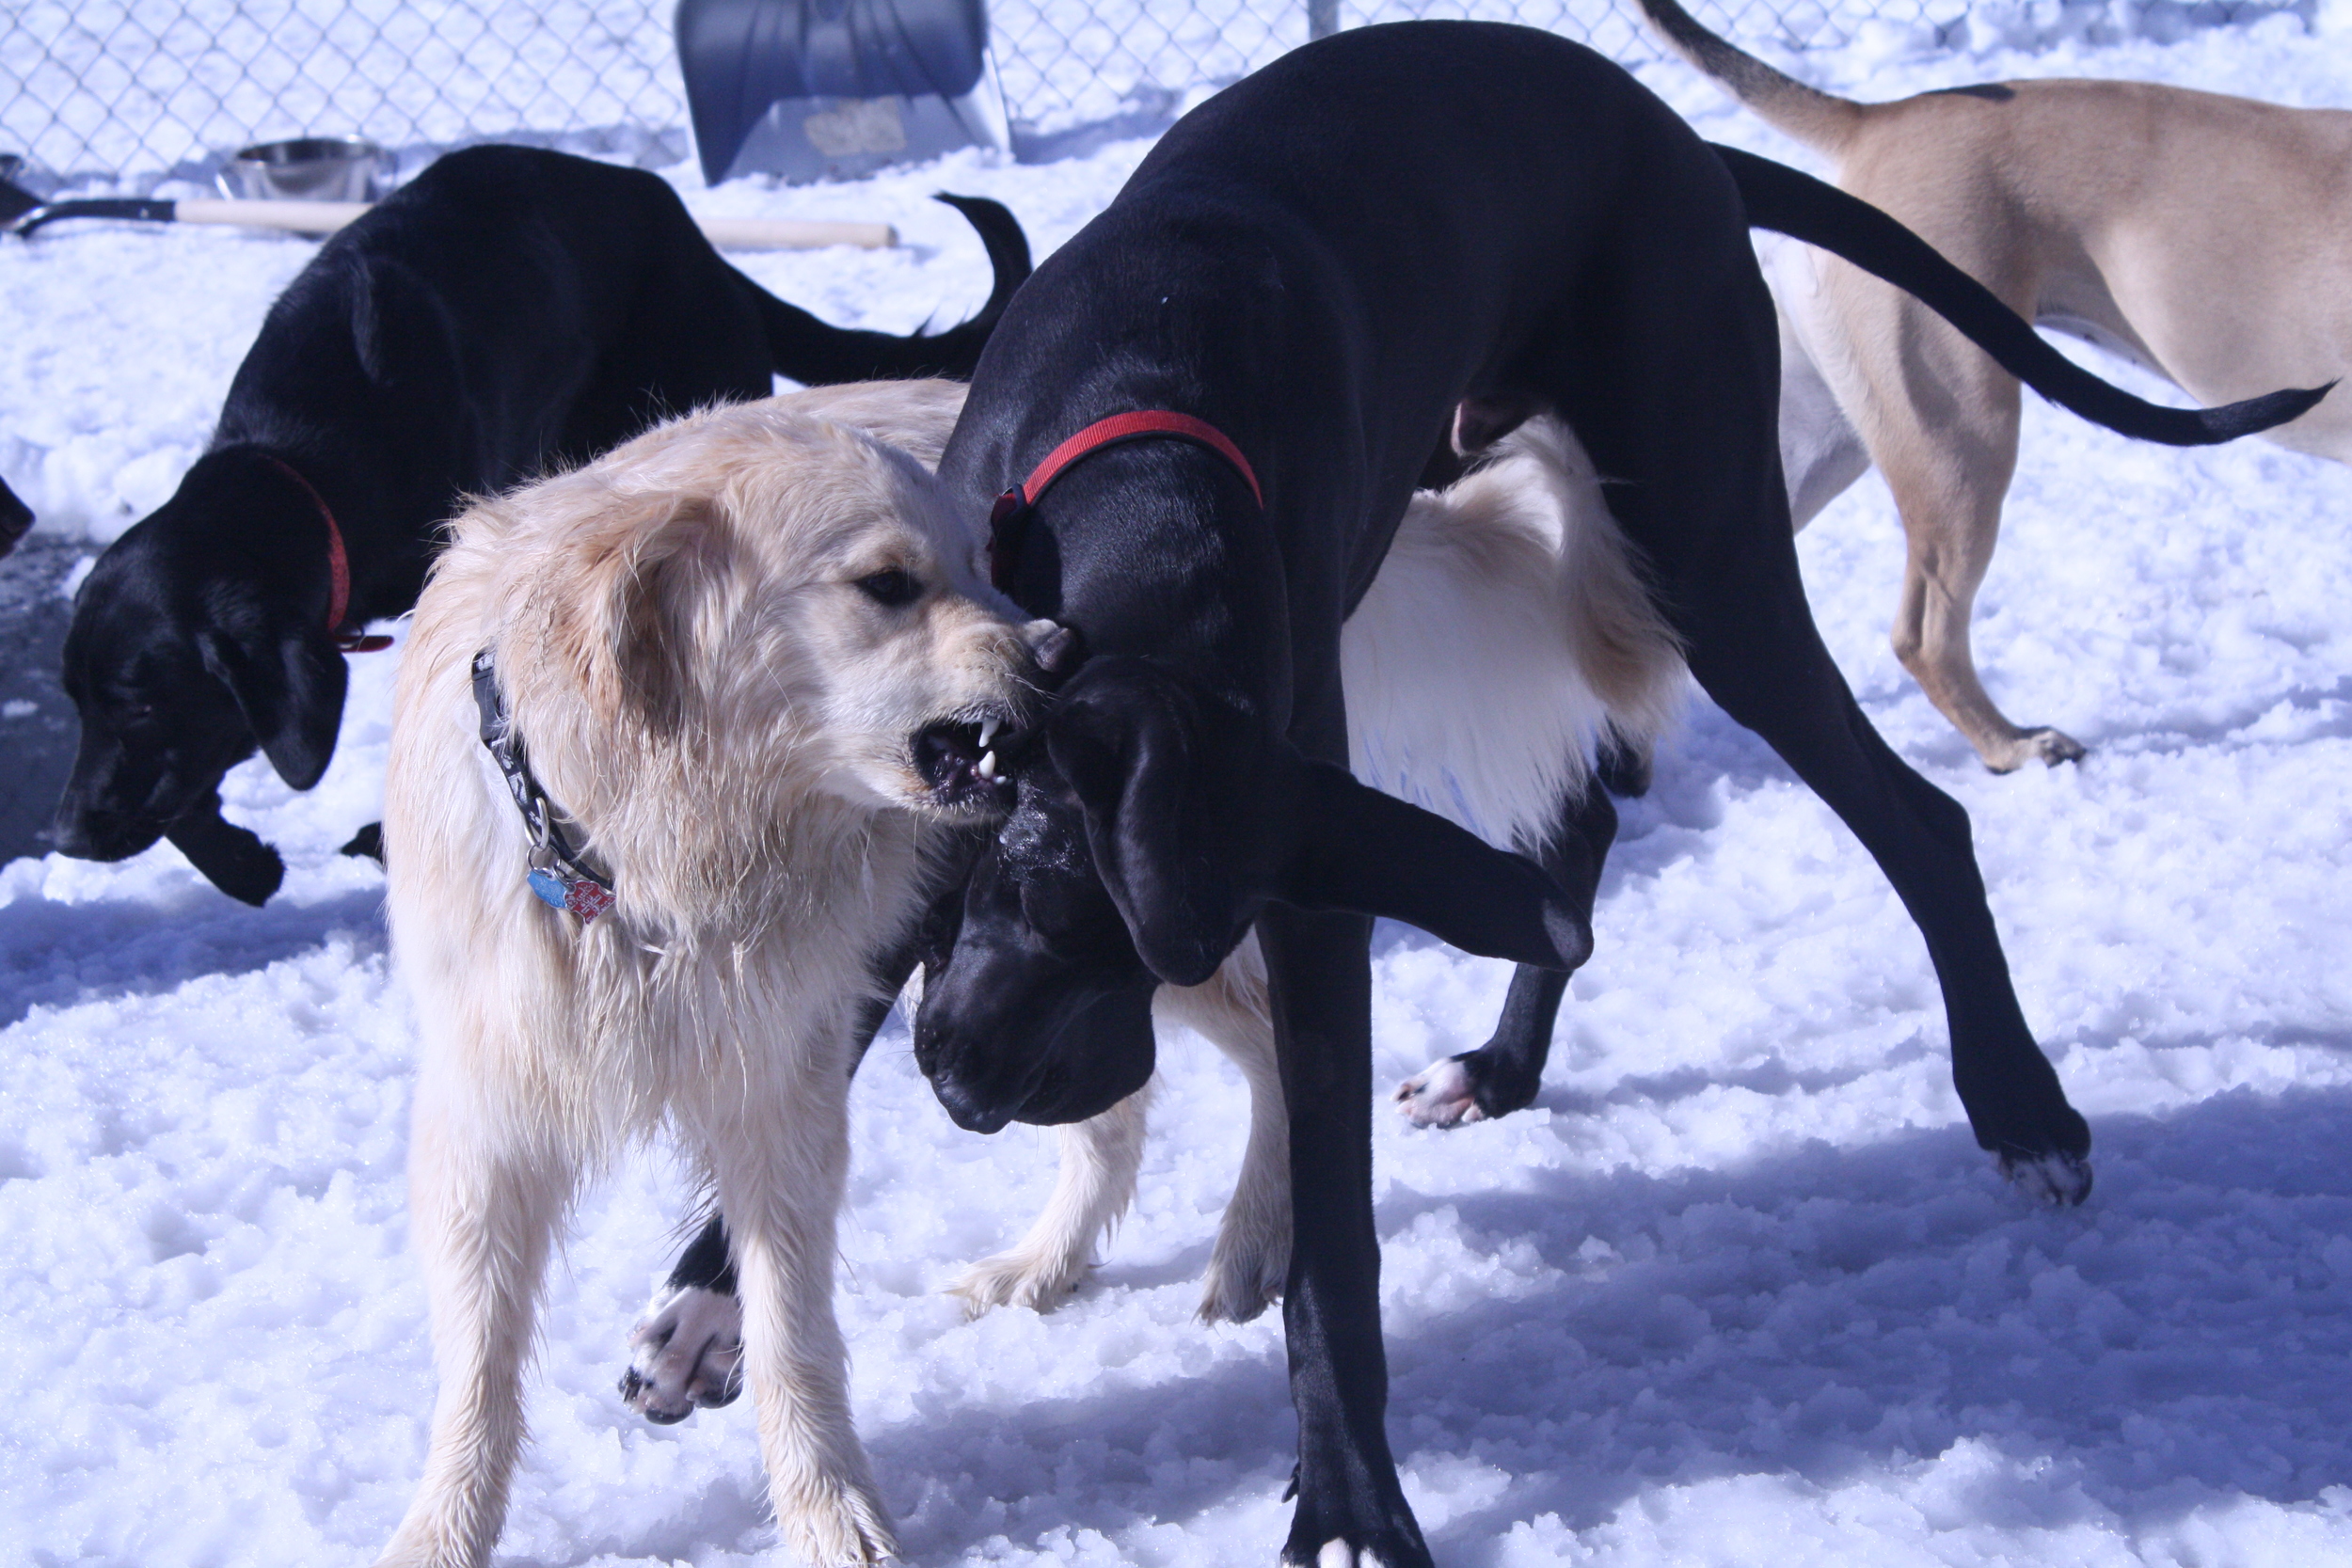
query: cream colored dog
[
  {"left": 374, "top": 380, "right": 1066, "bottom": 1568},
  {"left": 1643, "top": 0, "right": 2352, "bottom": 771}
]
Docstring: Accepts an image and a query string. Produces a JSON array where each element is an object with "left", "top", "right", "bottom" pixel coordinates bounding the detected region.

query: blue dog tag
[{"left": 527, "top": 868, "right": 570, "bottom": 910}]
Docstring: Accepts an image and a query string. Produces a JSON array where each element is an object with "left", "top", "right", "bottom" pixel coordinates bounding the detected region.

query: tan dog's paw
[
  {"left": 776, "top": 1477, "right": 898, "bottom": 1567},
  {"left": 948, "top": 1244, "right": 1090, "bottom": 1318}
]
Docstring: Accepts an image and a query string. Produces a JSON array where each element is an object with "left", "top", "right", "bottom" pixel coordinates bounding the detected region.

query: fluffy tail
[
  {"left": 1719, "top": 146, "right": 2334, "bottom": 445},
  {"left": 755, "top": 192, "right": 1032, "bottom": 385},
  {"left": 1638, "top": 0, "right": 1864, "bottom": 154}
]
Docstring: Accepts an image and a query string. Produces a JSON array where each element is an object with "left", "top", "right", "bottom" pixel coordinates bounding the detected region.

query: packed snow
[{"left": 8, "top": 10, "right": 2352, "bottom": 1567}]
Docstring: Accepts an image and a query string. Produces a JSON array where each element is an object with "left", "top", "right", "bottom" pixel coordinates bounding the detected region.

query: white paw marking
[
  {"left": 1392, "top": 1055, "right": 1484, "bottom": 1129},
  {"left": 2004, "top": 1151, "right": 2093, "bottom": 1207},
  {"left": 619, "top": 1283, "right": 742, "bottom": 1423},
  {"left": 1315, "top": 1541, "right": 1388, "bottom": 1568}
]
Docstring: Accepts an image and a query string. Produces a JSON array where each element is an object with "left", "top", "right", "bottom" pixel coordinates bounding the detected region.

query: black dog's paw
[
  {"left": 338, "top": 822, "right": 384, "bottom": 863},
  {"left": 1283, "top": 1515, "right": 1432, "bottom": 1568},
  {"left": 618, "top": 1283, "right": 743, "bottom": 1424},
  {"left": 1393, "top": 1046, "right": 1541, "bottom": 1129},
  {"left": 2001, "top": 1148, "right": 2093, "bottom": 1207},
  {"left": 164, "top": 808, "right": 285, "bottom": 906}
]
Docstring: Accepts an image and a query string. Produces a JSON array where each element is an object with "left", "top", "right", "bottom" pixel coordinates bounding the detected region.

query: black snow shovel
[{"left": 677, "top": 0, "right": 1009, "bottom": 185}]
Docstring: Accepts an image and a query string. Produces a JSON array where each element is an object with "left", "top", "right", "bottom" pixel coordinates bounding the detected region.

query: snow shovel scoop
[
  {"left": 678, "top": 0, "right": 1009, "bottom": 184},
  {"left": 0, "top": 155, "right": 896, "bottom": 249}
]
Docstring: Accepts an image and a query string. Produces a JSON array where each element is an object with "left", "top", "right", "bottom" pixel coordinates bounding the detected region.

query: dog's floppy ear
[
  {"left": 577, "top": 490, "right": 732, "bottom": 733},
  {"left": 1046, "top": 659, "right": 1241, "bottom": 987},
  {"left": 199, "top": 623, "right": 348, "bottom": 790},
  {"left": 1046, "top": 657, "right": 1592, "bottom": 985}
]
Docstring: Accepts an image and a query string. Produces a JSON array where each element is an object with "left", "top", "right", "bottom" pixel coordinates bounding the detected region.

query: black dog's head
[
  {"left": 54, "top": 451, "right": 346, "bottom": 876},
  {"left": 914, "top": 655, "right": 1595, "bottom": 1132}
]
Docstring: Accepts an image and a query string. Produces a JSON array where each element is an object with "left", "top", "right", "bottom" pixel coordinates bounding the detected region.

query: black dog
[
  {"left": 892, "top": 25, "right": 2316, "bottom": 1567},
  {"left": 642, "top": 23, "right": 2318, "bottom": 1558},
  {"left": 0, "top": 472, "right": 30, "bottom": 556},
  {"left": 54, "top": 143, "right": 1027, "bottom": 904}
]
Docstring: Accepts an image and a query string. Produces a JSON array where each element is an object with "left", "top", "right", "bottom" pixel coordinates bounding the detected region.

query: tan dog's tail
[{"left": 1637, "top": 0, "right": 1863, "bottom": 155}]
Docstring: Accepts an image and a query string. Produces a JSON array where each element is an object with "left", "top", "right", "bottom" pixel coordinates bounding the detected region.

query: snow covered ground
[{"left": 8, "top": 12, "right": 2352, "bottom": 1567}]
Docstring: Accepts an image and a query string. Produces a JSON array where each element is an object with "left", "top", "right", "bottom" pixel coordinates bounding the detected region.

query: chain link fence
[{"left": 0, "top": 0, "right": 2311, "bottom": 186}]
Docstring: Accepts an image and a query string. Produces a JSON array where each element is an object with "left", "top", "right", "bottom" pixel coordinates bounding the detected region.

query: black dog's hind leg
[
  {"left": 1550, "top": 166, "right": 2090, "bottom": 1199},
  {"left": 1393, "top": 779, "right": 1617, "bottom": 1126},
  {"left": 618, "top": 1212, "right": 743, "bottom": 1423},
  {"left": 618, "top": 905, "right": 940, "bottom": 1421}
]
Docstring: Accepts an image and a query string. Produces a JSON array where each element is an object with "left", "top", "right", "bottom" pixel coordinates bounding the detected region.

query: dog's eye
[{"left": 855, "top": 568, "right": 921, "bottom": 607}]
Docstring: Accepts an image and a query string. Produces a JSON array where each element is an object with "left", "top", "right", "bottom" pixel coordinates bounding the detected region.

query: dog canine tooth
[
  {"left": 978, "top": 749, "right": 998, "bottom": 780},
  {"left": 978, "top": 715, "right": 1000, "bottom": 749}
]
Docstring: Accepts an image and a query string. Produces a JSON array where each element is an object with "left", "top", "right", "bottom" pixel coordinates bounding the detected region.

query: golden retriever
[{"left": 373, "top": 379, "right": 1058, "bottom": 1568}]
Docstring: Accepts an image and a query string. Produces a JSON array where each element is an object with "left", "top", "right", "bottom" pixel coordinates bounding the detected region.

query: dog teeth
[
  {"left": 977, "top": 749, "right": 998, "bottom": 780},
  {"left": 977, "top": 716, "right": 1000, "bottom": 750}
]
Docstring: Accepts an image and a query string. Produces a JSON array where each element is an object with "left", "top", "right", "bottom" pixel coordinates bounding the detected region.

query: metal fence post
[{"left": 1309, "top": 0, "right": 1341, "bottom": 40}]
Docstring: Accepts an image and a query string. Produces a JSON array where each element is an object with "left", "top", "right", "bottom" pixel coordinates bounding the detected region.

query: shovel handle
[
  {"left": 692, "top": 215, "right": 897, "bottom": 250},
  {"left": 30, "top": 197, "right": 896, "bottom": 249},
  {"left": 174, "top": 198, "right": 369, "bottom": 231}
]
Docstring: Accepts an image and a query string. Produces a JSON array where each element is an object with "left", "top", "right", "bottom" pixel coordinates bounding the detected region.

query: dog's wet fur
[{"left": 373, "top": 380, "right": 1062, "bottom": 1568}]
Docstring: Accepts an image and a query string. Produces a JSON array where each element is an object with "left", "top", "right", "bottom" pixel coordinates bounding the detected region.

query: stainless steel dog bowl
[{"left": 219, "top": 136, "right": 387, "bottom": 202}]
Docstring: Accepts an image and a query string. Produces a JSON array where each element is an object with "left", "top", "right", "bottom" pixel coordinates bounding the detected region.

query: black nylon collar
[{"left": 471, "top": 648, "right": 616, "bottom": 922}]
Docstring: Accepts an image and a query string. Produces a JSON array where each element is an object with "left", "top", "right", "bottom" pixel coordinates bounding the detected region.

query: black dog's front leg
[
  {"left": 1263, "top": 903, "right": 1434, "bottom": 1568},
  {"left": 1394, "top": 776, "right": 1618, "bottom": 1128}
]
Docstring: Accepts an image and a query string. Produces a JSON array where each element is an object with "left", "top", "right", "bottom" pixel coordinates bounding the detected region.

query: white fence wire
[{"left": 0, "top": 0, "right": 2312, "bottom": 185}]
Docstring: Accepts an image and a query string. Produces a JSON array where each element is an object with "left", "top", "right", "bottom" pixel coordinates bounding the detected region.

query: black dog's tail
[
  {"left": 1716, "top": 144, "right": 2331, "bottom": 445},
  {"left": 755, "top": 192, "right": 1031, "bottom": 385}
]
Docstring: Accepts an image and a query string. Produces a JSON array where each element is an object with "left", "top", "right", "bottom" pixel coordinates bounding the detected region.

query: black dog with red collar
[
  {"left": 660, "top": 23, "right": 2316, "bottom": 1563},
  {"left": 903, "top": 24, "right": 2321, "bottom": 1566}
]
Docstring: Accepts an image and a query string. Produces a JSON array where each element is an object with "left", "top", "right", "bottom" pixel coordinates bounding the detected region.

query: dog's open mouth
[{"left": 913, "top": 711, "right": 1026, "bottom": 808}]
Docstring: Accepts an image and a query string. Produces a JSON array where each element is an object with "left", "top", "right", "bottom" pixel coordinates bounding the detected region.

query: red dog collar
[
  {"left": 989, "top": 411, "right": 1262, "bottom": 591},
  {"left": 265, "top": 455, "right": 394, "bottom": 654}
]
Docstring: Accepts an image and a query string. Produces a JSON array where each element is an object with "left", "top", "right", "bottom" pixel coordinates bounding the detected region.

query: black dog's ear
[
  {"left": 199, "top": 625, "right": 347, "bottom": 789},
  {"left": 1047, "top": 660, "right": 1240, "bottom": 987},
  {"left": 1047, "top": 657, "right": 1592, "bottom": 985}
]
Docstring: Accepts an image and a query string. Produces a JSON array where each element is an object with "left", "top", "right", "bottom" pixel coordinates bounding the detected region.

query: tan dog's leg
[
  {"left": 949, "top": 1085, "right": 1152, "bottom": 1315},
  {"left": 375, "top": 1070, "right": 574, "bottom": 1568},
  {"left": 950, "top": 935, "right": 1292, "bottom": 1324},
  {"left": 692, "top": 1053, "right": 894, "bottom": 1566},
  {"left": 1158, "top": 933, "right": 1292, "bottom": 1324},
  {"left": 1828, "top": 265, "right": 2085, "bottom": 771}
]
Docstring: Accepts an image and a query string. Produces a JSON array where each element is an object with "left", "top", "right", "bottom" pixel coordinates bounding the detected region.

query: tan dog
[
  {"left": 374, "top": 381, "right": 1063, "bottom": 1568},
  {"left": 1643, "top": 0, "right": 2352, "bottom": 771}
]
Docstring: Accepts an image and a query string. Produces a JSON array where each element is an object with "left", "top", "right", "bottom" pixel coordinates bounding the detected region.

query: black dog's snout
[{"left": 927, "top": 1069, "right": 1015, "bottom": 1135}]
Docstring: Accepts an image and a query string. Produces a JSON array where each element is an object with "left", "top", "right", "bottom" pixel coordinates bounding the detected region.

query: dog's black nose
[{"left": 929, "top": 1073, "right": 1014, "bottom": 1135}]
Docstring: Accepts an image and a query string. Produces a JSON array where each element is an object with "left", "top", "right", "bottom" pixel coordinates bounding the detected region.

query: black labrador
[
  {"left": 656, "top": 24, "right": 2320, "bottom": 1563},
  {"left": 53, "top": 143, "right": 1028, "bottom": 904}
]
